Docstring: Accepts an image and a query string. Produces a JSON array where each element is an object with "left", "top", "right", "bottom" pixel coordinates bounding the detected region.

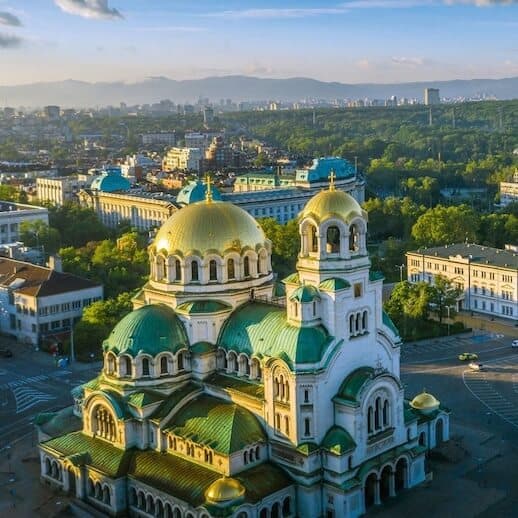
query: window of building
[
  {"left": 209, "top": 260, "right": 217, "bottom": 281},
  {"left": 304, "top": 418, "right": 311, "bottom": 437},
  {"left": 175, "top": 259, "right": 182, "bottom": 281},
  {"left": 244, "top": 256, "right": 250, "bottom": 278},
  {"left": 227, "top": 258, "right": 235, "bottom": 280},
  {"left": 354, "top": 283, "right": 362, "bottom": 298},
  {"left": 191, "top": 261, "right": 199, "bottom": 282},
  {"left": 326, "top": 226, "right": 340, "bottom": 253},
  {"left": 51, "top": 320, "right": 60, "bottom": 330},
  {"left": 142, "top": 358, "right": 150, "bottom": 376}
]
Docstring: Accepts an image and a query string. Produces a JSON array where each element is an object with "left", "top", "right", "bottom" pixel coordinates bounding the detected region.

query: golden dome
[
  {"left": 205, "top": 476, "right": 245, "bottom": 503},
  {"left": 300, "top": 189, "right": 364, "bottom": 224},
  {"left": 152, "top": 200, "right": 268, "bottom": 257},
  {"left": 410, "top": 391, "right": 440, "bottom": 414}
]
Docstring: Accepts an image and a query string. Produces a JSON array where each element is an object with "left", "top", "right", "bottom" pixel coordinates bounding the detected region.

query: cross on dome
[
  {"left": 328, "top": 169, "right": 336, "bottom": 191},
  {"left": 205, "top": 174, "right": 213, "bottom": 204}
]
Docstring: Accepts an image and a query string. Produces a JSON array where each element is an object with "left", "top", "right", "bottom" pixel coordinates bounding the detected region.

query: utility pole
[
  {"left": 396, "top": 264, "right": 406, "bottom": 283},
  {"left": 429, "top": 107, "right": 433, "bottom": 127}
]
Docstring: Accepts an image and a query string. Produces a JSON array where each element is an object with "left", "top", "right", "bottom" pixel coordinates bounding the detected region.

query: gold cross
[
  {"left": 328, "top": 169, "right": 336, "bottom": 191},
  {"left": 205, "top": 174, "right": 213, "bottom": 204}
]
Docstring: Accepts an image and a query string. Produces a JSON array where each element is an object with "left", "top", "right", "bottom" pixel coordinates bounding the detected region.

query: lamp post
[{"left": 396, "top": 264, "right": 405, "bottom": 283}]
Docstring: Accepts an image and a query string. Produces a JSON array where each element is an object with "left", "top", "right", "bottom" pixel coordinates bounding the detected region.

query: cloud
[
  {"left": 391, "top": 56, "right": 425, "bottom": 65},
  {"left": 206, "top": 7, "right": 350, "bottom": 19},
  {"left": 0, "top": 33, "right": 22, "bottom": 48},
  {"left": 136, "top": 26, "right": 207, "bottom": 33},
  {"left": 444, "top": 1, "right": 516, "bottom": 4},
  {"left": 0, "top": 12, "right": 22, "bottom": 26},
  {"left": 54, "top": 0, "right": 122, "bottom": 20}
]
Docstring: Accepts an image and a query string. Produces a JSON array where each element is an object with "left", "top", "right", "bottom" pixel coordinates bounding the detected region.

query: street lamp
[{"left": 396, "top": 264, "right": 406, "bottom": 283}]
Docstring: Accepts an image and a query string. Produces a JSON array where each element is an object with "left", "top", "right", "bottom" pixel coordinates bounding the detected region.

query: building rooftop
[
  {"left": 0, "top": 258, "right": 101, "bottom": 297},
  {"left": 409, "top": 243, "right": 518, "bottom": 270},
  {"left": 0, "top": 201, "right": 47, "bottom": 213}
]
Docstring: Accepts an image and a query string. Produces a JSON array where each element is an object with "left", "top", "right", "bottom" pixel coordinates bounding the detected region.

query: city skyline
[{"left": 0, "top": 0, "right": 517, "bottom": 86}]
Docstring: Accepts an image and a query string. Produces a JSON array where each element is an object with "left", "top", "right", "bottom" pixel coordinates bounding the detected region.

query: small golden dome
[
  {"left": 410, "top": 391, "right": 440, "bottom": 414},
  {"left": 300, "top": 189, "right": 364, "bottom": 224},
  {"left": 152, "top": 200, "right": 269, "bottom": 257},
  {"left": 205, "top": 476, "right": 245, "bottom": 504}
]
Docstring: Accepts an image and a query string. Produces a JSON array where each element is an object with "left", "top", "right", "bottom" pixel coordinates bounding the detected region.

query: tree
[
  {"left": 20, "top": 220, "right": 61, "bottom": 255},
  {"left": 72, "top": 293, "right": 133, "bottom": 360},
  {"left": 411, "top": 204, "right": 479, "bottom": 247},
  {"left": 428, "top": 275, "right": 461, "bottom": 324}
]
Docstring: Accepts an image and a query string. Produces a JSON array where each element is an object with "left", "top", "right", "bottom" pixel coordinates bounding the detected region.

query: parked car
[
  {"left": 512, "top": 339, "right": 518, "bottom": 348},
  {"left": 468, "top": 362, "right": 483, "bottom": 371},
  {"left": 0, "top": 348, "right": 13, "bottom": 358},
  {"left": 459, "top": 352, "right": 478, "bottom": 361}
]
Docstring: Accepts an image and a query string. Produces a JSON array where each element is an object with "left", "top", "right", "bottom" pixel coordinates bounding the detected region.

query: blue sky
[{"left": 0, "top": 0, "right": 517, "bottom": 85}]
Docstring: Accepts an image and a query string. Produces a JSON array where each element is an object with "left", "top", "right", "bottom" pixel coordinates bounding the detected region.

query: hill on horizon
[{"left": 1, "top": 75, "right": 517, "bottom": 108}]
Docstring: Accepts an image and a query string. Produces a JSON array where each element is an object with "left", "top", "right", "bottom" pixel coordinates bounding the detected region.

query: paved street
[{"left": 0, "top": 337, "right": 100, "bottom": 446}]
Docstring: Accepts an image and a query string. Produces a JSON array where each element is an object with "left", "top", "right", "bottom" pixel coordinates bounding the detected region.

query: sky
[{"left": 0, "top": 0, "right": 517, "bottom": 85}]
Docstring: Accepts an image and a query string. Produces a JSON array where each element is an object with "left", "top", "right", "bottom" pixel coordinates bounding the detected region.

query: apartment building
[{"left": 0, "top": 201, "right": 49, "bottom": 244}]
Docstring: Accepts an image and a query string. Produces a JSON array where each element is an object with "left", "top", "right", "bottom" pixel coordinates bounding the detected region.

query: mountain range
[{"left": 1, "top": 75, "right": 517, "bottom": 108}]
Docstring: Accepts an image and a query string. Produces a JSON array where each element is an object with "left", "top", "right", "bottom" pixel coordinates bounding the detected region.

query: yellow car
[{"left": 458, "top": 352, "right": 478, "bottom": 361}]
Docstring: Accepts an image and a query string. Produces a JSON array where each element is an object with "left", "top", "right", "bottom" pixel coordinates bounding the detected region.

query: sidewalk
[{"left": 455, "top": 311, "right": 518, "bottom": 338}]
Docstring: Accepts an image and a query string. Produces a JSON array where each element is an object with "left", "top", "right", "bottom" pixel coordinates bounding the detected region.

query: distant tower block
[{"left": 424, "top": 88, "right": 440, "bottom": 106}]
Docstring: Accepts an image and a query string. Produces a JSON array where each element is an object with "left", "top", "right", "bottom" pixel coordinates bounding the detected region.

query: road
[{"left": 0, "top": 338, "right": 100, "bottom": 446}]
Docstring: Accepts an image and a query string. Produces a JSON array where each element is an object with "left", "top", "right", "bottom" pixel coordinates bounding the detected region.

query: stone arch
[
  {"left": 176, "top": 348, "right": 188, "bottom": 372},
  {"left": 129, "top": 487, "right": 137, "bottom": 506},
  {"left": 91, "top": 403, "right": 117, "bottom": 441},
  {"left": 174, "top": 257, "right": 182, "bottom": 282},
  {"left": 227, "top": 257, "right": 236, "bottom": 280},
  {"left": 227, "top": 350, "right": 238, "bottom": 374},
  {"left": 156, "top": 498, "right": 165, "bottom": 518},
  {"left": 102, "top": 485, "right": 111, "bottom": 505},
  {"left": 216, "top": 348, "right": 227, "bottom": 370},
  {"left": 173, "top": 506, "right": 182, "bottom": 518},
  {"left": 45, "top": 457, "right": 51, "bottom": 476},
  {"left": 326, "top": 225, "right": 341, "bottom": 253},
  {"left": 271, "top": 502, "right": 281, "bottom": 518},
  {"left": 158, "top": 353, "right": 173, "bottom": 375},
  {"left": 156, "top": 254, "right": 167, "bottom": 281},
  {"left": 140, "top": 355, "right": 152, "bottom": 377},
  {"left": 380, "top": 465, "right": 392, "bottom": 501},
  {"left": 164, "top": 502, "right": 173, "bottom": 518},
  {"left": 259, "top": 508, "right": 268, "bottom": 518},
  {"left": 250, "top": 357, "right": 262, "bottom": 379},
  {"left": 419, "top": 431, "right": 426, "bottom": 447},
  {"left": 209, "top": 259, "right": 218, "bottom": 281},
  {"left": 243, "top": 255, "right": 250, "bottom": 278},
  {"left": 238, "top": 353, "right": 250, "bottom": 376},
  {"left": 258, "top": 248, "right": 268, "bottom": 275},
  {"left": 190, "top": 258, "right": 200, "bottom": 282},
  {"left": 282, "top": 496, "right": 291, "bottom": 517},
  {"left": 146, "top": 493, "right": 155, "bottom": 515},
  {"left": 137, "top": 490, "right": 145, "bottom": 509},
  {"left": 364, "top": 472, "right": 378, "bottom": 509}
]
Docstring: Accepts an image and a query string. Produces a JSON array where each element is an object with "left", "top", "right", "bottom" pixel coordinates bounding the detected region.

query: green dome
[
  {"left": 103, "top": 304, "right": 189, "bottom": 357},
  {"left": 300, "top": 188, "right": 364, "bottom": 224}
]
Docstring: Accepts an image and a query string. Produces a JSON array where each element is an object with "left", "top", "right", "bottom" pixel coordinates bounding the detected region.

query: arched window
[
  {"left": 177, "top": 352, "right": 184, "bottom": 371},
  {"left": 326, "top": 225, "right": 340, "bottom": 253},
  {"left": 93, "top": 405, "right": 116, "bottom": 441},
  {"left": 191, "top": 261, "right": 199, "bottom": 281},
  {"left": 121, "top": 355, "right": 132, "bottom": 377},
  {"left": 349, "top": 224, "right": 359, "bottom": 252},
  {"left": 209, "top": 260, "right": 217, "bottom": 281},
  {"left": 106, "top": 353, "right": 115, "bottom": 375},
  {"left": 244, "top": 450, "right": 248, "bottom": 464},
  {"left": 362, "top": 311, "right": 368, "bottom": 332},
  {"left": 244, "top": 256, "right": 250, "bottom": 277},
  {"left": 309, "top": 225, "right": 318, "bottom": 252},
  {"left": 142, "top": 358, "right": 150, "bottom": 376},
  {"left": 160, "top": 356, "right": 168, "bottom": 375},
  {"left": 375, "top": 397, "right": 381, "bottom": 430},
  {"left": 175, "top": 259, "right": 181, "bottom": 281},
  {"left": 349, "top": 314, "right": 354, "bottom": 335},
  {"left": 275, "top": 413, "right": 281, "bottom": 431},
  {"left": 255, "top": 445, "right": 260, "bottom": 460},
  {"left": 304, "top": 418, "right": 311, "bottom": 436},
  {"left": 162, "top": 258, "right": 167, "bottom": 280},
  {"left": 227, "top": 258, "right": 235, "bottom": 280},
  {"left": 368, "top": 406, "right": 373, "bottom": 433},
  {"left": 282, "top": 497, "right": 291, "bottom": 517},
  {"left": 284, "top": 416, "right": 290, "bottom": 435},
  {"left": 383, "top": 400, "right": 389, "bottom": 427}
]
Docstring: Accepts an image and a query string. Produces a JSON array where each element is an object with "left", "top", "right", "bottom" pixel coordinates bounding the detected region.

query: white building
[
  {"left": 500, "top": 170, "right": 518, "bottom": 208},
  {"left": 141, "top": 132, "right": 176, "bottom": 146},
  {"left": 407, "top": 243, "right": 518, "bottom": 321},
  {"left": 36, "top": 176, "right": 91, "bottom": 206},
  {"left": 0, "top": 201, "right": 49, "bottom": 244},
  {"left": 162, "top": 147, "right": 203, "bottom": 173},
  {"left": 424, "top": 88, "right": 440, "bottom": 105},
  {"left": 0, "top": 257, "right": 102, "bottom": 345},
  {"left": 38, "top": 183, "right": 448, "bottom": 517}
]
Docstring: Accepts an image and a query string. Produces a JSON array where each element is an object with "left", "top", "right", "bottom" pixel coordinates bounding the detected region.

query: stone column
[
  {"left": 389, "top": 472, "right": 396, "bottom": 497},
  {"left": 374, "top": 478, "right": 381, "bottom": 506}
]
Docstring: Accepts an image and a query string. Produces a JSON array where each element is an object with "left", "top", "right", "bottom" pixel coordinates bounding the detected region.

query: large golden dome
[
  {"left": 410, "top": 391, "right": 440, "bottom": 414},
  {"left": 205, "top": 476, "right": 245, "bottom": 503},
  {"left": 300, "top": 189, "right": 365, "bottom": 224},
  {"left": 153, "top": 200, "right": 268, "bottom": 256}
]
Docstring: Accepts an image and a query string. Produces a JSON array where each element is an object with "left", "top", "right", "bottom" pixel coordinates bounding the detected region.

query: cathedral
[{"left": 38, "top": 178, "right": 449, "bottom": 517}]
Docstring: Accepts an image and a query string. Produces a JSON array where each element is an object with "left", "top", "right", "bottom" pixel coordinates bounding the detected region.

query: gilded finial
[
  {"left": 328, "top": 169, "right": 336, "bottom": 191},
  {"left": 205, "top": 174, "right": 213, "bottom": 204}
]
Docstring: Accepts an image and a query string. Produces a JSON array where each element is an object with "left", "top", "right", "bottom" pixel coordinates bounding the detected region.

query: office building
[
  {"left": 424, "top": 88, "right": 440, "bottom": 105},
  {"left": 141, "top": 132, "right": 177, "bottom": 146},
  {"left": 0, "top": 201, "right": 49, "bottom": 244},
  {"left": 407, "top": 243, "right": 517, "bottom": 321}
]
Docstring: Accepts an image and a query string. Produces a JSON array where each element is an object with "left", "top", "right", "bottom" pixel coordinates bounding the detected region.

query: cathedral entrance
[
  {"left": 380, "top": 466, "right": 392, "bottom": 501},
  {"left": 364, "top": 473, "right": 378, "bottom": 509},
  {"left": 395, "top": 458, "right": 408, "bottom": 492}
]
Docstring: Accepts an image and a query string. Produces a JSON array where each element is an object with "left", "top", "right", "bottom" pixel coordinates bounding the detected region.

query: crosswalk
[
  {"left": 402, "top": 336, "right": 476, "bottom": 357},
  {"left": 0, "top": 369, "right": 72, "bottom": 390},
  {"left": 13, "top": 385, "right": 56, "bottom": 414},
  {"left": 462, "top": 355, "right": 518, "bottom": 429}
]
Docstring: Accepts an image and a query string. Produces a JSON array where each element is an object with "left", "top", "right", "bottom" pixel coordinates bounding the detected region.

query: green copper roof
[
  {"left": 296, "top": 442, "right": 320, "bottom": 456},
  {"left": 164, "top": 395, "right": 266, "bottom": 455},
  {"left": 151, "top": 381, "right": 202, "bottom": 423},
  {"left": 176, "top": 180, "right": 222, "bottom": 206},
  {"left": 289, "top": 284, "right": 320, "bottom": 303},
  {"left": 35, "top": 406, "right": 82, "bottom": 438},
  {"left": 126, "top": 390, "right": 164, "bottom": 408},
  {"left": 205, "top": 372, "right": 264, "bottom": 400},
  {"left": 191, "top": 341, "right": 217, "bottom": 354},
  {"left": 369, "top": 270, "right": 385, "bottom": 282},
  {"left": 382, "top": 310, "right": 400, "bottom": 337},
  {"left": 176, "top": 300, "right": 232, "bottom": 315},
  {"left": 335, "top": 367, "right": 374, "bottom": 404},
  {"left": 102, "top": 304, "right": 189, "bottom": 357},
  {"left": 321, "top": 426, "right": 356, "bottom": 455},
  {"left": 282, "top": 272, "right": 300, "bottom": 285},
  {"left": 319, "top": 277, "right": 351, "bottom": 291},
  {"left": 128, "top": 451, "right": 292, "bottom": 508},
  {"left": 218, "top": 302, "right": 332, "bottom": 367},
  {"left": 41, "top": 432, "right": 133, "bottom": 478},
  {"left": 403, "top": 400, "right": 419, "bottom": 424}
]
